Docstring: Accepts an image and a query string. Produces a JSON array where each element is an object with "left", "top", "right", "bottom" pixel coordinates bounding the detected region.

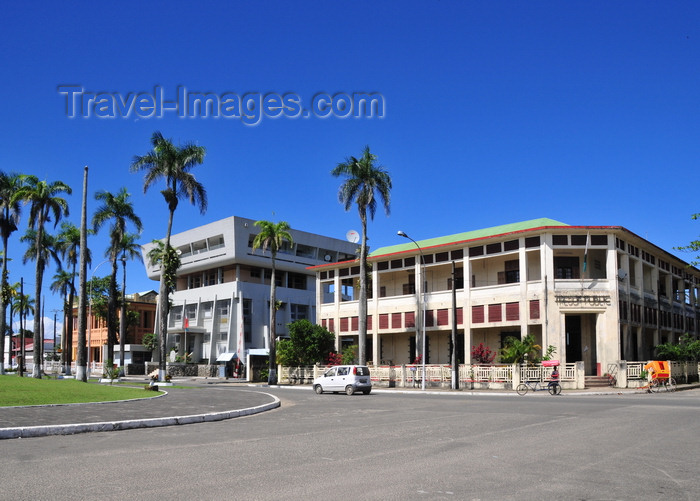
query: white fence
[{"left": 280, "top": 362, "right": 581, "bottom": 389}]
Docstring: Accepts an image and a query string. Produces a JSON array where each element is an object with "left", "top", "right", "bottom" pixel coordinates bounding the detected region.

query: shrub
[{"left": 471, "top": 343, "right": 496, "bottom": 364}]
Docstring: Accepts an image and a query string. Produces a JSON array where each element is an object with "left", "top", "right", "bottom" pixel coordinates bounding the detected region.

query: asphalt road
[{"left": 3, "top": 386, "right": 699, "bottom": 500}]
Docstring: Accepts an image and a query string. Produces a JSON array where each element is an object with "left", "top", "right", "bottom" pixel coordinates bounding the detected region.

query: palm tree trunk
[
  {"left": 358, "top": 213, "right": 368, "bottom": 365},
  {"left": 119, "top": 256, "right": 126, "bottom": 371},
  {"left": 32, "top": 220, "right": 45, "bottom": 378},
  {"left": 76, "top": 166, "right": 89, "bottom": 382},
  {"left": 106, "top": 256, "right": 118, "bottom": 366},
  {"left": 0, "top": 233, "right": 8, "bottom": 375},
  {"left": 64, "top": 266, "right": 76, "bottom": 375},
  {"left": 157, "top": 207, "right": 175, "bottom": 381}
]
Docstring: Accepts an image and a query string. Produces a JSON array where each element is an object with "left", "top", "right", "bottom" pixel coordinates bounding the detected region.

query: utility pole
[{"left": 451, "top": 261, "right": 458, "bottom": 390}]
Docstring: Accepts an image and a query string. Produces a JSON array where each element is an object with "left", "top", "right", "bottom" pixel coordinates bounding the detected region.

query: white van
[{"left": 313, "top": 365, "right": 372, "bottom": 395}]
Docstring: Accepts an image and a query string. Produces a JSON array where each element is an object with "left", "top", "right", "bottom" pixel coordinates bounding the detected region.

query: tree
[
  {"left": 14, "top": 176, "right": 71, "bottom": 377},
  {"left": 331, "top": 146, "right": 391, "bottom": 365},
  {"left": 117, "top": 232, "right": 143, "bottom": 370},
  {"left": 276, "top": 319, "right": 335, "bottom": 366},
  {"left": 92, "top": 188, "right": 143, "bottom": 366},
  {"left": 251, "top": 219, "right": 293, "bottom": 384},
  {"left": 131, "top": 131, "right": 206, "bottom": 381},
  {"left": 675, "top": 213, "right": 700, "bottom": 265},
  {"left": 50, "top": 269, "right": 73, "bottom": 369},
  {"left": 499, "top": 334, "right": 550, "bottom": 364},
  {"left": 0, "top": 172, "right": 22, "bottom": 374},
  {"left": 56, "top": 221, "right": 90, "bottom": 374},
  {"left": 21, "top": 228, "right": 62, "bottom": 375},
  {"left": 11, "top": 285, "right": 34, "bottom": 374}
]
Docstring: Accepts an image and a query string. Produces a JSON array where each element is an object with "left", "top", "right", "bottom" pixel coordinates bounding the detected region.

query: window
[
  {"left": 204, "top": 271, "right": 218, "bottom": 286},
  {"left": 185, "top": 304, "right": 197, "bottom": 321},
  {"left": 552, "top": 235, "right": 568, "bottom": 246},
  {"left": 291, "top": 304, "right": 309, "bottom": 321},
  {"left": 288, "top": 272, "right": 307, "bottom": 290},
  {"left": 202, "top": 302, "right": 213, "bottom": 319},
  {"left": 554, "top": 256, "right": 579, "bottom": 279}
]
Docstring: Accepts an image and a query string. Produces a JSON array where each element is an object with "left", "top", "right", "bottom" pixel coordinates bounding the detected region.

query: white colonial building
[
  {"left": 142, "top": 216, "right": 359, "bottom": 366},
  {"left": 312, "top": 218, "right": 700, "bottom": 376}
]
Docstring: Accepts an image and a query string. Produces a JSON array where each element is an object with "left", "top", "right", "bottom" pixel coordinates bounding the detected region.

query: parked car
[{"left": 313, "top": 365, "right": 372, "bottom": 395}]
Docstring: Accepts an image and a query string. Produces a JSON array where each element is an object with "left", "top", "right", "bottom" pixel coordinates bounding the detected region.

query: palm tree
[
  {"left": 14, "top": 176, "right": 71, "bottom": 377},
  {"left": 20, "top": 228, "right": 64, "bottom": 376},
  {"left": 50, "top": 269, "right": 73, "bottom": 368},
  {"left": 331, "top": 146, "right": 391, "bottom": 365},
  {"left": 92, "top": 188, "right": 143, "bottom": 366},
  {"left": 0, "top": 172, "right": 22, "bottom": 374},
  {"left": 11, "top": 286, "right": 34, "bottom": 374},
  {"left": 56, "top": 222, "right": 91, "bottom": 374},
  {"left": 117, "top": 232, "right": 143, "bottom": 371},
  {"left": 252, "top": 220, "right": 293, "bottom": 384},
  {"left": 131, "top": 131, "right": 206, "bottom": 381}
]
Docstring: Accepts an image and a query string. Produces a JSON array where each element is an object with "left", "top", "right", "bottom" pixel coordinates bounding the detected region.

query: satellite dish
[
  {"left": 346, "top": 230, "right": 360, "bottom": 243},
  {"left": 617, "top": 269, "right": 627, "bottom": 280}
]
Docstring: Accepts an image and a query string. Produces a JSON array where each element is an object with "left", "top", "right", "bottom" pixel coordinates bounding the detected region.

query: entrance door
[
  {"left": 565, "top": 315, "right": 582, "bottom": 364},
  {"left": 566, "top": 314, "right": 599, "bottom": 375}
]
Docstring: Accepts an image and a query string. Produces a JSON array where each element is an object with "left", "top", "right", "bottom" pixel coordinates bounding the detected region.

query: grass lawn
[{"left": 0, "top": 375, "right": 160, "bottom": 407}]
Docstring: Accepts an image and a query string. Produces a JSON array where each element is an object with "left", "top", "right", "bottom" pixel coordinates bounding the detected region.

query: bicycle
[
  {"left": 516, "top": 379, "right": 561, "bottom": 396},
  {"left": 643, "top": 376, "right": 677, "bottom": 393}
]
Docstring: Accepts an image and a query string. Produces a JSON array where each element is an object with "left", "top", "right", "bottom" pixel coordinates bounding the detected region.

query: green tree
[
  {"left": 0, "top": 171, "right": 22, "bottom": 374},
  {"left": 131, "top": 131, "right": 206, "bottom": 381},
  {"left": 252, "top": 220, "right": 293, "bottom": 384},
  {"left": 675, "top": 213, "right": 700, "bottom": 265},
  {"left": 50, "top": 269, "right": 73, "bottom": 369},
  {"left": 331, "top": 146, "right": 391, "bottom": 365},
  {"left": 92, "top": 188, "right": 143, "bottom": 366},
  {"left": 117, "top": 232, "right": 143, "bottom": 369},
  {"left": 11, "top": 286, "right": 34, "bottom": 375},
  {"left": 56, "top": 221, "right": 91, "bottom": 374},
  {"left": 500, "top": 334, "right": 542, "bottom": 364},
  {"left": 277, "top": 319, "right": 335, "bottom": 366},
  {"left": 14, "top": 176, "right": 71, "bottom": 377}
]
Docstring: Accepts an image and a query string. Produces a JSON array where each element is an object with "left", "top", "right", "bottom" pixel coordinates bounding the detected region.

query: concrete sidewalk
[{"left": 0, "top": 379, "right": 279, "bottom": 440}]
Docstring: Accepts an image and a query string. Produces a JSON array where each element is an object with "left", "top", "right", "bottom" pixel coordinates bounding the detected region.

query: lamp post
[
  {"left": 397, "top": 230, "right": 426, "bottom": 390},
  {"left": 87, "top": 259, "right": 110, "bottom": 376}
]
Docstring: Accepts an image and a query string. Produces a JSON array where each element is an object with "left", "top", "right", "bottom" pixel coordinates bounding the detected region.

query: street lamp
[
  {"left": 87, "top": 259, "right": 110, "bottom": 376},
  {"left": 397, "top": 230, "right": 427, "bottom": 390}
]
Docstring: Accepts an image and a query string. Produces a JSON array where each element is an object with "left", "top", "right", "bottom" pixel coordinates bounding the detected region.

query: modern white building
[
  {"left": 311, "top": 218, "right": 700, "bottom": 376},
  {"left": 142, "top": 216, "right": 359, "bottom": 366}
]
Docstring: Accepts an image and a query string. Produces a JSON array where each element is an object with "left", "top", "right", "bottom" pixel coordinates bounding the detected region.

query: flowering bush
[
  {"left": 471, "top": 343, "right": 496, "bottom": 364},
  {"left": 413, "top": 354, "right": 422, "bottom": 365},
  {"left": 325, "top": 352, "right": 342, "bottom": 365}
]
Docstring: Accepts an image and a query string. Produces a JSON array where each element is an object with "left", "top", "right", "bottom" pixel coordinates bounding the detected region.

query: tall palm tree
[
  {"left": 11, "top": 286, "right": 34, "bottom": 374},
  {"left": 15, "top": 176, "right": 71, "bottom": 377},
  {"left": 56, "top": 222, "right": 91, "bottom": 374},
  {"left": 20, "top": 227, "right": 64, "bottom": 376},
  {"left": 0, "top": 172, "right": 22, "bottom": 374},
  {"left": 117, "top": 232, "right": 143, "bottom": 371},
  {"left": 252, "top": 220, "right": 293, "bottom": 385},
  {"left": 131, "top": 131, "right": 206, "bottom": 381},
  {"left": 331, "top": 146, "right": 391, "bottom": 365},
  {"left": 92, "top": 188, "right": 143, "bottom": 366},
  {"left": 50, "top": 269, "right": 73, "bottom": 367}
]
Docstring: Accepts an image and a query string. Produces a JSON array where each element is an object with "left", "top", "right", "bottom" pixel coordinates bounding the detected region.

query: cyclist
[{"left": 548, "top": 366, "right": 561, "bottom": 395}]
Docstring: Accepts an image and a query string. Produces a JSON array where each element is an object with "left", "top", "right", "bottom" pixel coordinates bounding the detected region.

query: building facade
[
  {"left": 69, "top": 291, "right": 158, "bottom": 365},
  {"left": 312, "top": 218, "right": 700, "bottom": 376},
  {"left": 141, "top": 216, "right": 359, "bottom": 364}
]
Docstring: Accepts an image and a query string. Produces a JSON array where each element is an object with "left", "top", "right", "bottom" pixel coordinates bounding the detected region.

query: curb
[{"left": 0, "top": 392, "right": 280, "bottom": 440}]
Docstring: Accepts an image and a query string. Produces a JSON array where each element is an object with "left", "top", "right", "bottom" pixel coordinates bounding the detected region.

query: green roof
[{"left": 371, "top": 218, "right": 569, "bottom": 258}]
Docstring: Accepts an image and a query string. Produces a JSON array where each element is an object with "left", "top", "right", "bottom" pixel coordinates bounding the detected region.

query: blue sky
[{"left": 2, "top": 1, "right": 700, "bottom": 333}]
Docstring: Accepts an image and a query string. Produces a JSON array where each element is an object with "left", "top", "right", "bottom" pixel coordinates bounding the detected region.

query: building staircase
[{"left": 585, "top": 375, "right": 611, "bottom": 388}]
